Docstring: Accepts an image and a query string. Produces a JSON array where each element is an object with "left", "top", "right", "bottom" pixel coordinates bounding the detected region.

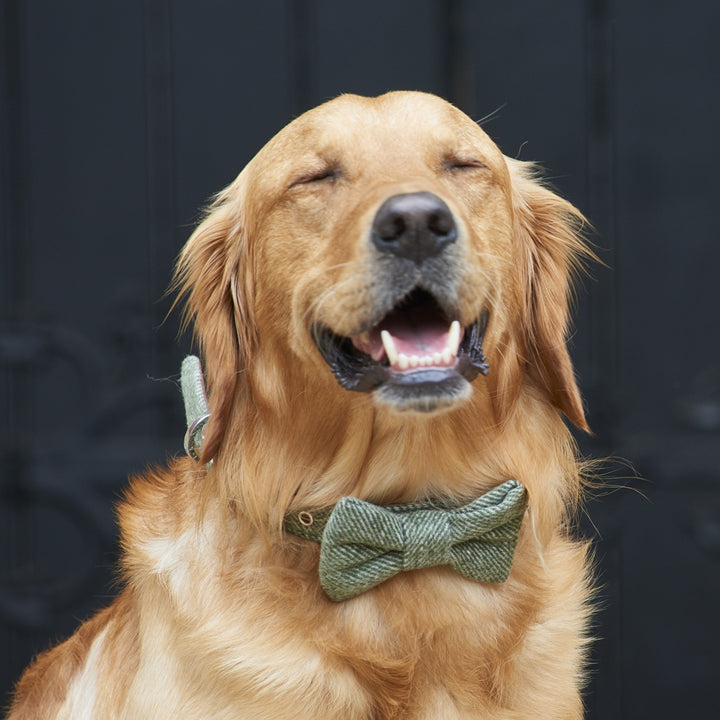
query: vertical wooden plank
[
  {"left": 460, "top": 0, "right": 588, "bottom": 206},
  {"left": 302, "top": 0, "right": 445, "bottom": 110},
  {"left": 143, "top": 0, "right": 182, "bottom": 409},
  {"left": 23, "top": 1, "right": 149, "bottom": 340},
  {"left": 0, "top": 0, "right": 29, "bottom": 315},
  {"left": 583, "top": 0, "right": 619, "bottom": 439},
  {"left": 0, "top": 0, "right": 32, "bottom": 703},
  {"left": 582, "top": 8, "right": 625, "bottom": 712},
  {"left": 172, "top": 0, "right": 294, "bottom": 229},
  {"left": 614, "top": 0, "right": 720, "bottom": 441}
]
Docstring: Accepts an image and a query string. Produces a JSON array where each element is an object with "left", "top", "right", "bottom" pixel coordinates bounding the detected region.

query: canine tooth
[
  {"left": 380, "top": 330, "right": 398, "bottom": 365},
  {"left": 397, "top": 354, "right": 410, "bottom": 370},
  {"left": 447, "top": 321, "right": 461, "bottom": 356}
]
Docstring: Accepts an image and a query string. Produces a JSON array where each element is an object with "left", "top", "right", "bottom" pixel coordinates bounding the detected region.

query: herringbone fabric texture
[{"left": 285, "top": 480, "right": 526, "bottom": 601}]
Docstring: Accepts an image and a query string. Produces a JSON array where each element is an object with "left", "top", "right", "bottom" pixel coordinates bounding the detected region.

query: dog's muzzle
[{"left": 313, "top": 192, "right": 490, "bottom": 412}]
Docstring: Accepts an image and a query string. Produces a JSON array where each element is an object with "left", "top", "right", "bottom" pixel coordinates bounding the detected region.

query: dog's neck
[{"left": 180, "top": 355, "right": 578, "bottom": 545}]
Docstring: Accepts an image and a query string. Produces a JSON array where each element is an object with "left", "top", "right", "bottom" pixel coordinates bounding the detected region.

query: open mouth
[{"left": 313, "top": 289, "right": 489, "bottom": 412}]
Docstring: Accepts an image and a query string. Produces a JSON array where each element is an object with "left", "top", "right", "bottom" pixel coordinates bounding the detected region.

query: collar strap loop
[{"left": 181, "top": 355, "right": 210, "bottom": 462}]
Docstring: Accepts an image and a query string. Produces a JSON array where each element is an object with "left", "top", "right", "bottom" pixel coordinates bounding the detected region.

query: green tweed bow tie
[{"left": 284, "top": 480, "right": 527, "bottom": 601}]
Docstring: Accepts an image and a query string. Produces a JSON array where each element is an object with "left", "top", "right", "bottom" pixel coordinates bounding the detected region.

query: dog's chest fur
[
  {"left": 12, "top": 462, "right": 589, "bottom": 720},
  {"left": 107, "top": 464, "right": 589, "bottom": 719}
]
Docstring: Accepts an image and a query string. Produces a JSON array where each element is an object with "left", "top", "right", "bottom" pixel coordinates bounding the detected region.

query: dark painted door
[{"left": 2, "top": 1, "right": 719, "bottom": 716}]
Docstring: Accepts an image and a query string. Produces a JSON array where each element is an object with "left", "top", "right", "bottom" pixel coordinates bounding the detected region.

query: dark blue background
[{"left": 2, "top": 1, "right": 719, "bottom": 716}]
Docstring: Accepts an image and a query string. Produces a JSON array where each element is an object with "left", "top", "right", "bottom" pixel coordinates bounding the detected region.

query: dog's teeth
[
  {"left": 447, "top": 321, "right": 461, "bottom": 356},
  {"left": 380, "top": 330, "right": 398, "bottom": 365},
  {"left": 387, "top": 328, "right": 461, "bottom": 371}
]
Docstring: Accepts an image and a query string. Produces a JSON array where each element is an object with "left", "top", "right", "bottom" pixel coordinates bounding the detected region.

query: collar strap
[
  {"left": 181, "top": 355, "right": 210, "bottom": 462},
  {"left": 284, "top": 480, "right": 527, "bottom": 601}
]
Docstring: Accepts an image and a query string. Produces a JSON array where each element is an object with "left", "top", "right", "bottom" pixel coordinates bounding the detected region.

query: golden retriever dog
[{"left": 9, "top": 91, "right": 595, "bottom": 719}]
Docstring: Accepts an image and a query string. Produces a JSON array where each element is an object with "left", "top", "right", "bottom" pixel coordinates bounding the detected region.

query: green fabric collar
[
  {"left": 285, "top": 480, "right": 527, "bottom": 601},
  {"left": 181, "top": 355, "right": 211, "bottom": 462}
]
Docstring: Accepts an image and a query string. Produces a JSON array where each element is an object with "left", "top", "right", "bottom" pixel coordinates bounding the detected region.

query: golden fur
[{"left": 9, "top": 91, "right": 595, "bottom": 719}]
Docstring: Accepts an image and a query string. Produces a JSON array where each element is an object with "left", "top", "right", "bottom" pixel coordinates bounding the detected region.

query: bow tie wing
[
  {"left": 319, "top": 497, "right": 406, "bottom": 601},
  {"left": 447, "top": 480, "right": 527, "bottom": 583}
]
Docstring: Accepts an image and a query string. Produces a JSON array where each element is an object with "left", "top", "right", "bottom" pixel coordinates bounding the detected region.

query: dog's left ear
[
  {"left": 172, "top": 174, "right": 255, "bottom": 462},
  {"left": 507, "top": 158, "right": 592, "bottom": 432}
]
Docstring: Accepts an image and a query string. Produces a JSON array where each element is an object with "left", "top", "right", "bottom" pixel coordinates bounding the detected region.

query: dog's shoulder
[{"left": 8, "top": 592, "right": 137, "bottom": 719}]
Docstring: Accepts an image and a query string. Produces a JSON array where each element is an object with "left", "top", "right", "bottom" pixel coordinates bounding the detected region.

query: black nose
[{"left": 371, "top": 192, "right": 457, "bottom": 263}]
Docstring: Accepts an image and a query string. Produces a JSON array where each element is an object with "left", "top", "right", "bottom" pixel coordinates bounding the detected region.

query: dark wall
[{"left": 2, "top": 1, "right": 719, "bottom": 716}]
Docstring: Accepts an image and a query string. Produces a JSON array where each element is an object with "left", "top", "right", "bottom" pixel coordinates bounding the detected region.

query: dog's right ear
[
  {"left": 172, "top": 176, "right": 255, "bottom": 463},
  {"left": 506, "top": 158, "right": 592, "bottom": 432}
]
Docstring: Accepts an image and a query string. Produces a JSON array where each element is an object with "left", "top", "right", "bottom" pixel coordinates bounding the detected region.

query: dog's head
[{"left": 174, "top": 92, "right": 591, "bottom": 466}]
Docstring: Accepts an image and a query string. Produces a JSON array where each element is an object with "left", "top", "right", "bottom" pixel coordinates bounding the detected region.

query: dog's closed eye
[
  {"left": 443, "top": 157, "right": 488, "bottom": 172},
  {"left": 290, "top": 166, "right": 341, "bottom": 188}
]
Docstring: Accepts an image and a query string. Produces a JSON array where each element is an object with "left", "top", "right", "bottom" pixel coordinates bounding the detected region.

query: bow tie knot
[
  {"left": 285, "top": 480, "right": 527, "bottom": 601},
  {"left": 403, "top": 508, "right": 454, "bottom": 569}
]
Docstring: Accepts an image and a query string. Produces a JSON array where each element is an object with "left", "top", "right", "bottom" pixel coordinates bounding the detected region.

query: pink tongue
[
  {"left": 380, "top": 316, "right": 449, "bottom": 356},
  {"left": 350, "top": 323, "right": 449, "bottom": 361}
]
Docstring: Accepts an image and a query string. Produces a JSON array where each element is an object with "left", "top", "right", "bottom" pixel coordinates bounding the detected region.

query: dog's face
[
  {"left": 252, "top": 93, "right": 514, "bottom": 413},
  {"left": 176, "top": 91, "right": 590, "bottom": 463}
]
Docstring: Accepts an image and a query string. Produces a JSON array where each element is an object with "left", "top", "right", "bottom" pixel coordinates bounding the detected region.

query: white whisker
[
  {"left": 475, "top": 104, "right": 506, "bottom": 127},
  {"left": 474, "top": 250, "right": 513, "bottom": 268}
]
